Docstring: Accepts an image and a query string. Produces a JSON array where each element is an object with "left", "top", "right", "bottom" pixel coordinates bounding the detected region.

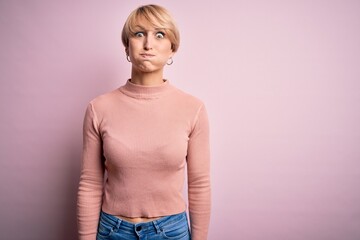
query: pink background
[{"left": 1, "top": 0, "right": 359, "bottom": 239}]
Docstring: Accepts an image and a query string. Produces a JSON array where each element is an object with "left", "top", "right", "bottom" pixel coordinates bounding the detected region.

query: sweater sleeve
[
  {"left": 187, "top": 104, "right": 211, "bottom": 240},
  {"left": 77, "top": 102, "right": 105, "bottom": 240}
]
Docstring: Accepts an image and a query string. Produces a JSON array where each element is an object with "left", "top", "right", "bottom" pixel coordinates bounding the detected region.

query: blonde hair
[{"left": 121, "top": 4, "right": 180, "bottom": 52}]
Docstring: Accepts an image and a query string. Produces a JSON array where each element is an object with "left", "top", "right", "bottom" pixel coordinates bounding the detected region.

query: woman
[{"left": 77, "top": 4, "right": 211, "bottom": 240}]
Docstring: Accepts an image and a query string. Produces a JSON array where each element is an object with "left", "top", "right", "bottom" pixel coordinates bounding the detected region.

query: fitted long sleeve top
[{"left": 77, "top": 79, "right": 211, "bottom": 240}]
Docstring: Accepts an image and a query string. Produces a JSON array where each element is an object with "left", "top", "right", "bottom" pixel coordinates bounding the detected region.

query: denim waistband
[{"left": 100, "top": 210, "right": 188, "bottom": 234}]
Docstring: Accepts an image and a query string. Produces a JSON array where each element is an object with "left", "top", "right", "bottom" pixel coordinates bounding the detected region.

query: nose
[{"left": 144, "top": 35, "right": 153, "bottom": 50}]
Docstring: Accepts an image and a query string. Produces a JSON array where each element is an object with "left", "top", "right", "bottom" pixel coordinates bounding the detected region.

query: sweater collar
[{"left": 119, "top": 79, "right": 173, "bottom": 99}]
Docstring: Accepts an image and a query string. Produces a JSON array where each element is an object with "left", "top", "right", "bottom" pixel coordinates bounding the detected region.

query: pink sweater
[{"left": 77, "top": 79, "right": 211, "bottom": 240}]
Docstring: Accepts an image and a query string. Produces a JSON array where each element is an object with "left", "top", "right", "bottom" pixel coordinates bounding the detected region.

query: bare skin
[
  {"left": 114, "top": 215, "right": 162, "bottom": 223},
  {"left": 125, "top": 16, "right": 174, "bottom": 86}
]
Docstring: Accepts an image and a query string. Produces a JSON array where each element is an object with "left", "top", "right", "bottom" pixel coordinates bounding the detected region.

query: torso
[{"left": 114, "top": 214, "right": 162, "bottom": 223}]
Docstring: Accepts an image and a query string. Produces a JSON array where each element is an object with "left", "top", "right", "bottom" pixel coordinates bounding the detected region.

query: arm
[
  {"left": 187, "top": 104, "right": 211, "bottom": 240},
  {"left": 77, "top": 102, "right": 105, "bottom": 240}
]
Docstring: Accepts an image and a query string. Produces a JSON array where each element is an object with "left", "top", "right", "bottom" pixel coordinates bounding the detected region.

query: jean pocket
[
  {"left": 161, "top": 224, "right": 190, "bottom": 239},
  {"left": 96, "top": 217, "right": 115, "bottom": 239}
]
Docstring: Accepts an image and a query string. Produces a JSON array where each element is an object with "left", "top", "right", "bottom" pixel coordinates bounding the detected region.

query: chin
[
  {"left": 139, "top": 68, "right": 155, "bottom": 73},
  {"left": 137, "top": 65, "right": 161, "bottom": 73}
]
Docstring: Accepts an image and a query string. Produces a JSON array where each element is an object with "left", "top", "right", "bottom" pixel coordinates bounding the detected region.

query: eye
[
  {"left": 134, "top": 32, "right": 144, "bottom": 37},
  {"left": 155, "top": 32, "right": 165, "bottom": 39}
]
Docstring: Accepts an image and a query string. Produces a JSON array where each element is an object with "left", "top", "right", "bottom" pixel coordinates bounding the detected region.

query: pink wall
[{"left": 1, "top": 1, "right": 359, "bottom": 239}]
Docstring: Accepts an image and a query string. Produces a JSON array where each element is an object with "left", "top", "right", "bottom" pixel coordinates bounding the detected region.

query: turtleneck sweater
[{"left": 77, "top": 79, "right": 211, "bottom": 240}]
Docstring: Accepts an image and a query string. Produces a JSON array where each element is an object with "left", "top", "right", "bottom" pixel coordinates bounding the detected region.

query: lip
[{"left": 140, "top": 53, "right": 155, "bottom": 57}]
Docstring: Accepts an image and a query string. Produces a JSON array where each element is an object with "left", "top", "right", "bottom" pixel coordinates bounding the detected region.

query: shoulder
[
  {"left": 170, "top": 86, "right": 210, "bottom": 133},
  {"left": 86, "top": 88, "right": 120, "bottom": 112},
  {"left": 170, "top": 85, "right": 206, "bottom": 109}
]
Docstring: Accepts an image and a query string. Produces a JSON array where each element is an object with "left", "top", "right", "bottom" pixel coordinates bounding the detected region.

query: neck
[{"left": 130, "top": 68, "right": 165, "bottom": 86}]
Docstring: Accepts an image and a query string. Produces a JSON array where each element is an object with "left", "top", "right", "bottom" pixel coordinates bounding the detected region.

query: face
[{"left": 126, "top": 16, "right": 174, "bottom": 73}]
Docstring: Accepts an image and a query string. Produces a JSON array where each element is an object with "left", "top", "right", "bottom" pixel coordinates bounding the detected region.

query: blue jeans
[{"left": 96, "top": 210, "right": 191, "bottom": 240}]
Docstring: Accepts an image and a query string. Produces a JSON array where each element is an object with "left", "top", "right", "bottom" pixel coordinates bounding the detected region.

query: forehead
[{"left": 132, "top": 15, "right": 164, "bottom": 30}]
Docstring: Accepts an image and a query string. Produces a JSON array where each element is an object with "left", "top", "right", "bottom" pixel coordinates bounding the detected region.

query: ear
[{"left": 125, "top": 48, "right": 129, "bottom": 56}]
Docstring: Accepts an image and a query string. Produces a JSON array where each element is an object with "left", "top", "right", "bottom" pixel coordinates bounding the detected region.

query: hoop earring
[
  {"left": 126, "top": 55, "right": 131, "bottom": 62},
  {"left": 166, "top": 57, "right": 173, "bottom": 65}
]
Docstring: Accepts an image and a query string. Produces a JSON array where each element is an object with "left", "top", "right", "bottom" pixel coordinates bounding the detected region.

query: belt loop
[
  {"left": 115, "top": 218, "right": 122, "bottom": 230},
  {"left": 152, "top": 220, "right": 161, "bottom": 234}
]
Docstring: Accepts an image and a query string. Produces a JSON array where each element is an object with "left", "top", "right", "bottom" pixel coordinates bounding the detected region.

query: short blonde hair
[{"left": 121, "top": 4, "right": 180, "bottom": 52}]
